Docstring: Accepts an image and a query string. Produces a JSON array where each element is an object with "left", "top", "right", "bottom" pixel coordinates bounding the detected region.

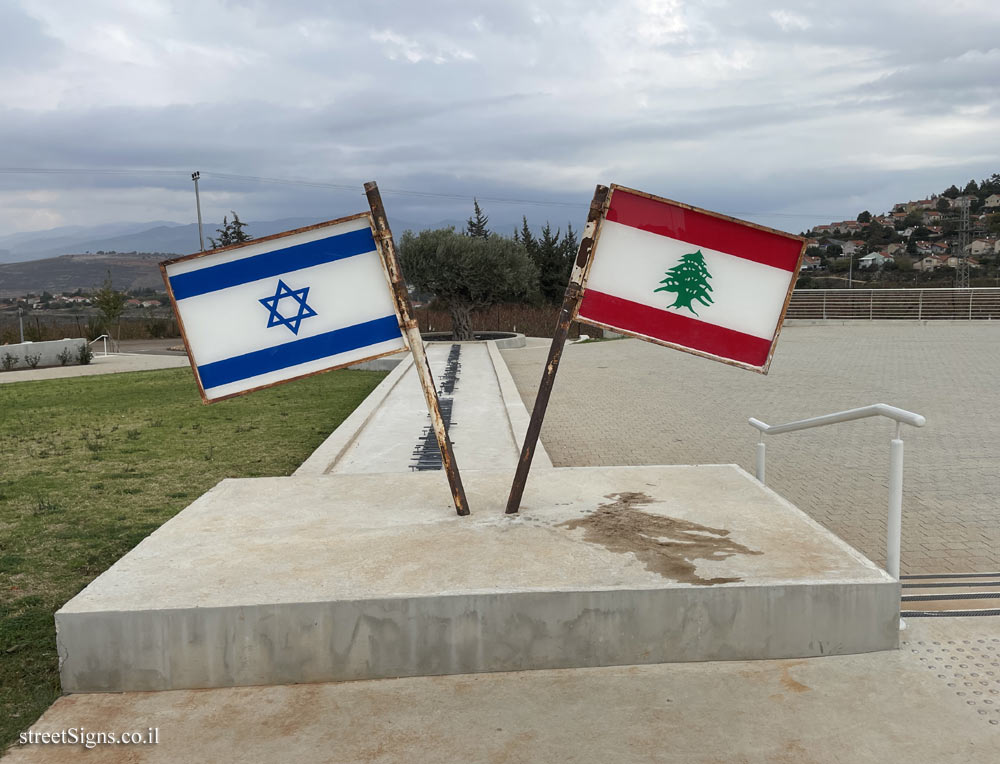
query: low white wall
[{"left": 0, "top": 338, "right": 88, "bottom": 370}]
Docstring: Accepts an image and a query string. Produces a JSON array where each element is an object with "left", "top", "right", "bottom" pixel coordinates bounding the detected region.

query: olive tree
[{"left": 399, "top": 228, "right": 538, "bottom": 341}]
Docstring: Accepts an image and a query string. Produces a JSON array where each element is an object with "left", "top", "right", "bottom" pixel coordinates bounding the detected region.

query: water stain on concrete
[
  {"left": 779, "top": 661, "right": 811, "bottom": 693},
  {"left": 559, "top": 491, "right": 763, "bottom": 585}
]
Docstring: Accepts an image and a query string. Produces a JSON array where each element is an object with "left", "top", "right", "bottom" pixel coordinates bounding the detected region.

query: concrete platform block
[{"left": 56, "top": 465, "right": 898, "bottom": 693}]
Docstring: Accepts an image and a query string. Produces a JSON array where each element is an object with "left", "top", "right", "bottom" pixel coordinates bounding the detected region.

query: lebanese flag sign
[{"left": 576, "top": 185, "right": 805, "bottom": 373}]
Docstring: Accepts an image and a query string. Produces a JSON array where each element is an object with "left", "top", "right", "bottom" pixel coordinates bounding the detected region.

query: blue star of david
[{"left": 258, "top": 279, "right": 318, "bottom": 335}]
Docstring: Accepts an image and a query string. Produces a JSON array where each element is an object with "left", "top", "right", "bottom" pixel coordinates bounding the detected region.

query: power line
[
  {"left": 0, "top": 166, "right": 855, "bottom": 220},
  {"left": 0, "top": 167, "right": 187, "bottom": 178}
]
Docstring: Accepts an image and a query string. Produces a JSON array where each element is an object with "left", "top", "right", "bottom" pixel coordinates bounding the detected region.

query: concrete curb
[
  {"left": 490, "top": 333, "right": 526, "bottom": 349},
  {"left": 349, "top": 356, "right": 405, "bottom": 371},
  {"left": 487, "top": 340, "right": 553, "bottom": 469},
  {"left": 293, "top": 353, "right": 415, "bottom": 476}
]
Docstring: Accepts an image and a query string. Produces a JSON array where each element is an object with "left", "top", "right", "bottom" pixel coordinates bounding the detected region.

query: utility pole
[
  {"left": 956, "top": 202, "right": 970, "bottom": 289},
  {"left": 192, "top": 171, "right": 205, "bottom": 252},
  {"left": 18, "top": 306, "right": 24, "bottom": 343}
]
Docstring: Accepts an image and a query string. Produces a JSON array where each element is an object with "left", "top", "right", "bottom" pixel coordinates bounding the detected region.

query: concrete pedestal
[{"left": 56, "top": 465, "right": 898, "bottom": 693}]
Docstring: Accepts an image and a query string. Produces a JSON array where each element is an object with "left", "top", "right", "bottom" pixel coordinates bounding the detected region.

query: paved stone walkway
[
  {"left": 503, "top": 323, "right": 1000, "bottom": 575},
  {"left": 0, "top": 352, "right": 189, "bottom": 384}
]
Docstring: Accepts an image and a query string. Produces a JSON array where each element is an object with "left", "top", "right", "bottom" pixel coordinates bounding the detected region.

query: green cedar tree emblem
[{"left": 654, "top": 249, "right": 714, "bottom": 316}]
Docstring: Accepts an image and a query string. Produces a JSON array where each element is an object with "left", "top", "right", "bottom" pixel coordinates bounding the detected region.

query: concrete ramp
[{"left": 56, "top": 465, "right": 898, "bottom": 693}]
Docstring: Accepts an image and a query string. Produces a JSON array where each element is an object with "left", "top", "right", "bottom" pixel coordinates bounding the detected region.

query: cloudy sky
[{"left": 1, "top": 0, "right": 998, "bottom": 237}]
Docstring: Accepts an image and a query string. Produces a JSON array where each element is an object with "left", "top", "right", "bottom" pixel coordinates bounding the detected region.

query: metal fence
[{"left": 787, "top": 288, "right": 1000, "bottom": 320}]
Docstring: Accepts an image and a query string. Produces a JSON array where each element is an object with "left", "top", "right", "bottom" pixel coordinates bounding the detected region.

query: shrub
[
  {"left": 146, "top": 317, "right": 169, "bottom": 339},
  {"left": 57, "top": 347, "right": 74, "bottom": 366},
  {"left": 24, "top": 352, "right": 41, "bottom": 369},
  {"left": 2, "top": 352, "right": 18, "bottom": 371},
  {"left": 77, "top": 343, "right": 94, "bottom": 365}
]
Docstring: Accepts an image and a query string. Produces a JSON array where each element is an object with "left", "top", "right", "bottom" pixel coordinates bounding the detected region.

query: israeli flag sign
[{"left": 161, "top": 214, "right": 407, "bottom": 402}]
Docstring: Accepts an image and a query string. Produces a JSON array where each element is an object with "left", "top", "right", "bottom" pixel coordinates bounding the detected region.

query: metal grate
[
  {"left": 904, "top": 593, "right": 1000, "bottom": 602},
  {"left": 901, "top": 573, "right": 1000, "bottom": 617},
  {"left": 410, "top": 345, "right": 461, "bottom": 471},
  {"left": 903, "top": 573, "right": 1000, "bottom": 579},
  {"left": 904, "top": 581, "right": 1000, "bottom": 589}
]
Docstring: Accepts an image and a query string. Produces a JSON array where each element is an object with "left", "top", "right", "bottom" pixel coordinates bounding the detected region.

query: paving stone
[{"left": 502, "top": 323, "right": 1000, "bottom": 574}]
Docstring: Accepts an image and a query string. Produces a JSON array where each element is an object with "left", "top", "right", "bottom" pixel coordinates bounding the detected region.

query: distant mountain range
[
  {"left": 0, "top": 210, "right": 554, "bottom": 267},
  {"left": 0, "top": 215, "right": 468, "bottom": 296},
  {"left": 0, "top": 217, "right": 331, "bottom": 264}
]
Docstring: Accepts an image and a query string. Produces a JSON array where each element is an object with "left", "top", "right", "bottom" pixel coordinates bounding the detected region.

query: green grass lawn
[{"left": 0, "top": 366, "right": 385, "bottom": 750}]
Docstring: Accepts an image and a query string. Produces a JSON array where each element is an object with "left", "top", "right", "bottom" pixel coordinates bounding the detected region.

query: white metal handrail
[
  {"left": 88, "top": 335, "right": 110, "bottom": 356},
  {"left": 749, "top": 404, "right": 926, "bottom": 581}
]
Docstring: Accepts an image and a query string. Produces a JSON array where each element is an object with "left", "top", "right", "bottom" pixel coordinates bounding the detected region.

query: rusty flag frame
[
  {"left": 505, "top": 183, "right": 806, "bottom": 514},
  {"left": 365, "top": 181, "right": 470, "bottom": 516},
  {"left": 505, "top": 184, "right": 610, "bottom": 514}
]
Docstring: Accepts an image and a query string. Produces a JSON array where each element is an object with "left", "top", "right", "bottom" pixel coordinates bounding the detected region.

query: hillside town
[
  {"left": 0, "top": 289, "right": 164, "bottom": 312},
  {"left": 800, "top": 177, "right": 1000, "bottom": 283}
]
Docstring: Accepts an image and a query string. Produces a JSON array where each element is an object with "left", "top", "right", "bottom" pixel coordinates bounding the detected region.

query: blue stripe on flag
[
  {"left": 170, "top": 227, "right": 376, "bottom": 300},
  {"left": 197, "top": 315, "right": 401, "bottom": 390}
]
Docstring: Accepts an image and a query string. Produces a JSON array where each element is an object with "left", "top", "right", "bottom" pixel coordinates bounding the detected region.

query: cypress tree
[{"left": 466, "top": 199, "right": 490, "bottom": 238}]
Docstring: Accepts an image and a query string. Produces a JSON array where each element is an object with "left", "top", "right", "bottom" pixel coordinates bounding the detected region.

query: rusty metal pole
[
  {"left": 505, "top": 184, "right": 609, "bottom": 514},
  {"left": 364, "top": 181, "right": 470, "bottom": 516}
]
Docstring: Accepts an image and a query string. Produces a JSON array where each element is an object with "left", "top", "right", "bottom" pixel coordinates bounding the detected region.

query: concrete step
[{"left": 901, "top": 573, "right": 1000, "bottom": 617}]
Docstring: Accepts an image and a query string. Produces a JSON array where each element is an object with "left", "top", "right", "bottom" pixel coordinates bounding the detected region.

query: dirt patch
[{"left": 559, "top": 491, "right": 763, "bottom": 585}]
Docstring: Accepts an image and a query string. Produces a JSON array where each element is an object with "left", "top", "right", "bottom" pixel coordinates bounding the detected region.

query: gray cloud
[
  {"left": 0, "top": 0, "right": 998, "bottom": 237},
  {"left": 0, "top": 4, "right": 62, "bottom": 69}
]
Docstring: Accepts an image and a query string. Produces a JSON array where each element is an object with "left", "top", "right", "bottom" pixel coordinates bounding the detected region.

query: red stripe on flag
[
  {"left": 578, "top": 289, "right": 773, "bottom": 368},
  {"left": 607, "top": 189, "right": 802, "bottom": 272}
]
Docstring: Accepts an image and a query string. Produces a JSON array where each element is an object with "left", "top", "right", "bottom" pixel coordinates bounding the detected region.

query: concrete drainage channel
[{"left": 296, "top": 338, "right": 551, "bottom": 476}]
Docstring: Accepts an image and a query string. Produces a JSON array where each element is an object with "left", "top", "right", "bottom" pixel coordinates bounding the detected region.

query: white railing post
[
  {"left": 918, "top": 290, "right": 923, "bottom": 320},
  {"left": 88, "top": 334, "right": 111, "bottom": 356},
  {"left": 749, "top": 404, "right": 924, "bottom": 588},
  {"left": 822, "top": 291, "right": 827, "bottom": 320},
  {"left": 887, "top": 429, "right": 904, "bottom": 580},
  {"left": 869, "top": 290, "right": 874, "bottom": 320}
]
